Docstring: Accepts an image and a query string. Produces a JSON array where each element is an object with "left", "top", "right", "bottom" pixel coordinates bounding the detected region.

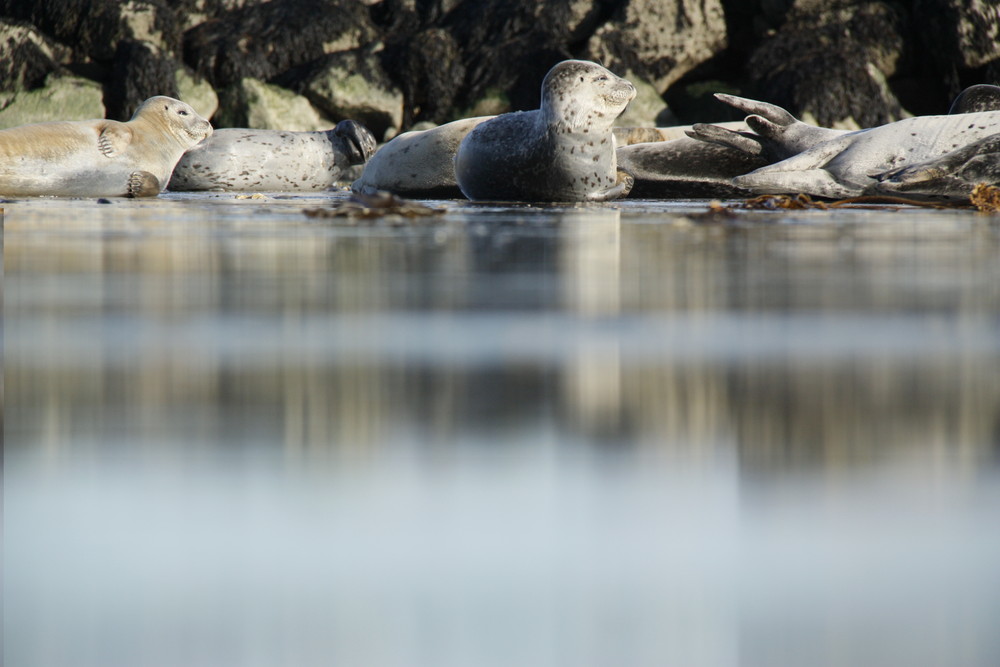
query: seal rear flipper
[
  {"left": 687, "top": 124, "right": 765, "bottom": 156},
  {"left": 127, "top": 171, "right": 161, "bottom": 197},
  {"left": 713, "top": 94, "right": 797, "bottom": 127},
  {"left": 97, "top": 123, "right": 134, "bottom": 158}
]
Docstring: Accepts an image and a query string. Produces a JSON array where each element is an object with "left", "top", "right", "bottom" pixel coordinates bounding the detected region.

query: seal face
[
  {"left": 170, "top": 120, "right": 377, "bottom": 192},
  {"left": 454, "top": 60, "right": 637, "bottom": 202},
  {"left": 874, "top": 132, "right": 1000, "bottom": 199},
  {"left": 0, "top": 95, "right": 212, "bottom": 198}
]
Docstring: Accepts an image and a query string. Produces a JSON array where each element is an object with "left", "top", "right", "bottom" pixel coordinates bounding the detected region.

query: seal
[
  {"left": 874, "top": 132, "right": 1000, "bottom": 199},
  {"left": 948, "top": 85, "right": 1000, "bottom": 114},
  {"left": 352, "top": 117, "right": 493, "bottom": 198},
  {"left": 0, "top": 96, "right": 212, "bottom": 198},
  {"left": 169, "top": 120, "right": 376, "bottom": 192},
  {"left": 728, "top": 111, "right": 1000, "bottom": 199},
  {"left": 454, "top": 60, "right": 637, "bottom": 202}
]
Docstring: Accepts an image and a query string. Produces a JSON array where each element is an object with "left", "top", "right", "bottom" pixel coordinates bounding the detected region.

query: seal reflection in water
[
  {"left": 169, "top": 120, "right": 377, "bottom": 192},
  {"left": 455, "top": 60, "right": 636, "bottom": 202},
  {"left": 0, "top": 96, "right": 212, "bottom": 198}
]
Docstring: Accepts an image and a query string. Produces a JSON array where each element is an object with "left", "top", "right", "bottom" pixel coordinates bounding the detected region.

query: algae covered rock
[
  {"left": 215, "top": 77, "right": 333, "bottom": 131},
  {"left": 0, "top": 75, "right": 105, "bottom": 129},
  {"left": 302, "top": 49, "right": 404, "bottom": 139}
]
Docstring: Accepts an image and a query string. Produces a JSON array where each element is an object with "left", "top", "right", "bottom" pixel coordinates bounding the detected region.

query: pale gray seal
[
  {"left": 874, "top": 132, "right": 1000, "bottom": 200},
  {"left": 730, "top": 111, "right": 1000, "bottom": 199},
  {"left": 169, "top": 120, "right": 376, "bottom": 192},
  {"left": 0, "top": 96, "right": 212, "bottom": 198},
  {"left": 454, "top": 60, "right": 637, "bottom": 202},
  {"left": 352, "top": 116, "right": 493, "bottom": 198}
]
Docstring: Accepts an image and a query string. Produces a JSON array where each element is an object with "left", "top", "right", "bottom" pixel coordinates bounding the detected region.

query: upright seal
[
  {"left": 0, "top": 96, "right": 212, "bottom": 197},
  {"left": 454, "top": 60, "right": 636, "bottom": 202}
]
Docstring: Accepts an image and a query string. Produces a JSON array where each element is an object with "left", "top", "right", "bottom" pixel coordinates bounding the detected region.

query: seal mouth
[{"left": 603, "top": 82, "right": 637, "bottom": 108}]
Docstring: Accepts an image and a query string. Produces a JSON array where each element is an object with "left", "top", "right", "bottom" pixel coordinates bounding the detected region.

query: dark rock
[
  {"left": 585, "top": 0, "right": 729, "bottom": 92},
  {"left": 0, "top": 0, "right": 182, "bottom": 62},
  {"left": 380, "top": 27, "right": 465, "bottom": 126},
  {"left": 747, "top": 2, "right": 907, "bottom": 128},
  {"left": 0, "top": 19, "right": 72, "bottom": 92},
  {"left": 105, "top": 40, "right": 180, "bottom": 121},
  {"left": 182, "top": 0, "right": 379, "bottom": 90}
]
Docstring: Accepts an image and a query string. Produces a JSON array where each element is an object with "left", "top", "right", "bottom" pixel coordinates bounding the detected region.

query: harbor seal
[
  {"left": 727, "top": 111, "right": 1000, "bottom": 199},
  {"left": 0, "top": 96, "right": 211, "bottom": 198},
  {"left": 948, "top": 85, "right": 1000, "bottom": 114},
  {"left": 874, "top": 132, "right": 1000, "bottom": 200},
  {"left": 352, "top": 117, "right": 493, "bottom": 198},
  {"left": 454, "top": 60, "right": 637, "bottom": 202},
  {"left": 169, "top": 120, "right": 376, "bottom": 192}
]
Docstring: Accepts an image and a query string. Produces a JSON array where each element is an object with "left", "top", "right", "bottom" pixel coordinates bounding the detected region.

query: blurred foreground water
[{"left": 5, "top": 193, "right": 1000, "bottom": 666}]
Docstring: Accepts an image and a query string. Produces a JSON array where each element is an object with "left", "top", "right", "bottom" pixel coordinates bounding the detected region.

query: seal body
[
  {"left": 170, "top": 120, "right": 376, "bottom": 192},
  {"left": 0, "top": 96, "right": 212, "bottom": 197},
  {"left": 731, "top": 111, "right": 1000, "bottom": 199},
  {"left": 874, "top": 132, "right": 1000, "bottom": 199},
  {"left": 455, "top": 60, "right": 636, "bottom": 202},
  {"left": 352, "top": 117, "right": 493, "bottom": 198}
]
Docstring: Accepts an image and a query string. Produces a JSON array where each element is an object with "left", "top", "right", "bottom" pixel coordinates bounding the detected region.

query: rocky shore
[{"left": 2, "top": 0, "right": 997, "bottom": 137}]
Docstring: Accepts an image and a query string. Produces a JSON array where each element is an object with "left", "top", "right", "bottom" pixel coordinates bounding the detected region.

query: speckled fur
[
  {"left": 733, "top": 111, "right": 1000, "bottom": 198},
  {"left": 169, "top": 120, "right": 375, "bottom": 192},
  {"left": 0, "top": 96, "right": 211, "bottom": 198},
  {"left": 874, "top": 132, "right": 1000, "bottom": 199},
  {"left": 352, "top": 117, "right": 493, "bottom": 198},
  {"left": 455, "top": 60, "right": 636, "bottom": 202}
]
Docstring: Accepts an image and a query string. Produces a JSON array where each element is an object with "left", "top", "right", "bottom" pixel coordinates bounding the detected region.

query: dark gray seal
[
  {"left": 454, "top": 60, "right": 636, "bottom": 202},
  {"left": 169, "top": 120, "right": 376, "bottom": 191},
  {"left": 0, "top": 96, "right": 212, "bottom": 198},
  {"left": 948, "top": 85, "right": 1000, "bottom": 114}
]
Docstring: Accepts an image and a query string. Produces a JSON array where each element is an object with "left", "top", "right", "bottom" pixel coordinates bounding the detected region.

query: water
[{"left": 5, "top": 192, "right": 1000, "bottom": 666}]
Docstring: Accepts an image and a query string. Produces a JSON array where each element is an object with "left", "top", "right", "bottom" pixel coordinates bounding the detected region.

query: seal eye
[{"left": 178, "top": 109, "right": 189, "bottom": 116}]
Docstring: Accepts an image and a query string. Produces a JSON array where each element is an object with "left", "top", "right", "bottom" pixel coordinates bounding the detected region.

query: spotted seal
[
  {"left": 169, "top": 120, "right": 376, "bottom": 192},
  {"left": 454, "top": 60, "right": 637, "bottom": 202},
  {"left": 0, "top": 96, "right": 212, "bottom": 198},
  {"left": 948, "top": 84, "right": 1000, "bottom": 114},
  {"left": 873, "top": 132, "right": 1000, "bottom": 199},
  {"left": 352, "top": 117, "right": 493, "bottom": 198}
]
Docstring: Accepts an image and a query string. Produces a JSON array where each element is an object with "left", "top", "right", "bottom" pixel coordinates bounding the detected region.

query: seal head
[{"left": 455, "top": 60, "right": 636, "bottom": 202}]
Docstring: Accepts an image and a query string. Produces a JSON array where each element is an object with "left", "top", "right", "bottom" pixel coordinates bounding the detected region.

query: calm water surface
[{"left": 5, "top": 192, "right": 1000, "bottom": 666}]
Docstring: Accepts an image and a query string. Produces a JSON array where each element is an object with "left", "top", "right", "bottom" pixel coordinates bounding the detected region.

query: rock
[
  {"left": 0, "top": 0, "right": 182, "bottom": 62},
  {"left": 301, "top": 49, "right": 404, "bottom": 139},
  {"left": 105, "top": 39, "right": 180, "bottom": 121},
  {"left": 614, "top": 76, "right": 671, "bottom": 128},
  {"left": 746, "top": 2, "right": 907, "bottom": 128},
  {"left": 182, "top": 0, "right": 379, "bottom": 89},
  {"left": 585, "top": 0, "right": 729, "bottom": 92},
  {"left": 914, "top": 0, "right": 1000, "bottom": 70},
  {"left": 215, "top": 77, "right": 333, "bottom": 131},
  {"left": 380, "top": 27, "right": 465, "bottom": 126},
  {"left": 0, "top": 74, "right": 104, "bottom": 129},
  {"left": 0, "top": 19, "right": 72, "bottom": 93},
  {"left": 176, "top": 67, "right": 219, "bottom": 121}
]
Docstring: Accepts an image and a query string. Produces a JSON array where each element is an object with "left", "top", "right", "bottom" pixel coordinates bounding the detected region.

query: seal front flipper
[
  {"left": 127, "top": 171, "right": 161, "bottom": 197},
  {"left": 97, "top": 122, "right": 134, "bottom": 158},
  {"left": 586, "top": 168, "right": 634, "bottom": 201}
]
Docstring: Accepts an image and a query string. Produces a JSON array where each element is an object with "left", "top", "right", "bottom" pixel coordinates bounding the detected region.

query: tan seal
[{"left": 0, "top": 96, "right": 212, "bottom": 198}]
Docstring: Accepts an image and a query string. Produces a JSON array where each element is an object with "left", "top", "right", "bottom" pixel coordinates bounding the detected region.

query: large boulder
[
  {"left": 182, "top": 0, "right": 379, "bottom": 89},
  {"left": 215, "top": 77, "right": 333, "bottom": 130},
  {"left": 585, "top": 0, "right": 729, "bottom": 92},
  {"left": 380, "top": 27, "right": 465, "bottom": 126},
  {"left": 746, "top": 2, "right": 907, "bottom": 128},
  {"left": 0, "top": 74, "right": 105, "bottom": 129},
  {"left": 176, "top": 67, "right": 219, "bottom": 121},
  {"left": 0, "top": 19, "right": 72, "bottom": 92},
  {"left": 300, "top": 49, "right": 404, "bottom": 139},
  {"left": 105, "top": 39, "right": 180, "bottom": 121},
  {"left": 0, "top": 0, "right": 182, "bottom": 62}
]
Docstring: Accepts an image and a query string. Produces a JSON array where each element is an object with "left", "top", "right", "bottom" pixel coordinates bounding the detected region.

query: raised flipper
[
  {"left": 730, "top": 133, "right": 864, "bottom": 198},
  {"left": 127, "top": 171, "right": 161, "bottom": 197},
  {"left": 97, "top": 122, "right": 134, "bottom": 158},
  {"left": 687, "top": 124, "right": 766, "bottom": 157}
]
